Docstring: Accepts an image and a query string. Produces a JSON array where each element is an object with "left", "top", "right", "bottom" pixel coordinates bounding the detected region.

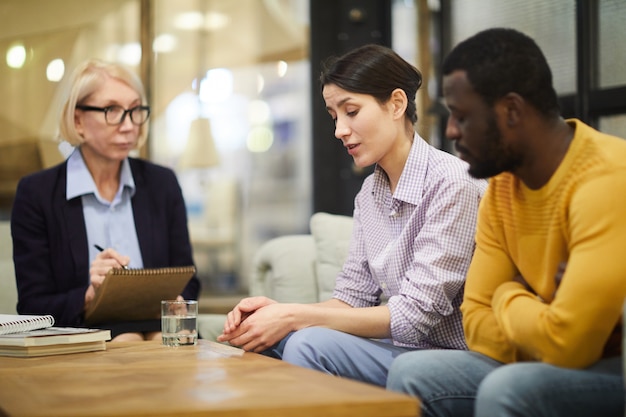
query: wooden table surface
[{"left": 0, "top": 340, "right": 419, "bottom": 417}]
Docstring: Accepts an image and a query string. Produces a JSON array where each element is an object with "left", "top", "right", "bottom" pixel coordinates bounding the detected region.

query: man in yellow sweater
[{"left": 387, "top": 27, "right": 626, "bottom": 417}]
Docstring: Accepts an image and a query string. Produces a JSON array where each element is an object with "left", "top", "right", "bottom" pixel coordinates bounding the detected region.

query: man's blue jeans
[
  {"left": 387, "top": 349, "right": 624, "bottom": 417},
  {"left": 262, "top": 327, "right": 413, "bottom": 386}
]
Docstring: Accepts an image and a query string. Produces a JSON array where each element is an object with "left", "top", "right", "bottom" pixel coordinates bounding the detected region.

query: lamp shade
[{"left": 179, "top": 118, "right": 220, "bottom": 169}]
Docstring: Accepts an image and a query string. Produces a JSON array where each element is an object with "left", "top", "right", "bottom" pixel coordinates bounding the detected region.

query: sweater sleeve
[
  {"left": 492, "top": 174, "right": 626, "bottom": 368},
  {"left": 461, "top": 191, "right": 520, "bottom": 363}
]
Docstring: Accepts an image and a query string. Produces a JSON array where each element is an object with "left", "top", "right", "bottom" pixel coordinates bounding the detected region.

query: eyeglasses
[{"left": 76, "top": 104, "right": 151, "bottom": 126}]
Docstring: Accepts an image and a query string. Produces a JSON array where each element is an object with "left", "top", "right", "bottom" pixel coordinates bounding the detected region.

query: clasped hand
[{"left": 217, "top": 296, "right": 291, "bottom": 353}]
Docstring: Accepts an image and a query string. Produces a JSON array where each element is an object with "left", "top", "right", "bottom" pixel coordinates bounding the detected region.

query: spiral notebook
[
  {"left": 0, "top": 314, "right": 55, "bottom": 335},
  {"left": 84, "top": 266, "right": 196, "bottom": 325}
]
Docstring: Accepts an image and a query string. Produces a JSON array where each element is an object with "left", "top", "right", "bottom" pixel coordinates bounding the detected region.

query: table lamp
[{"left": 179, "top": 118, "right": 220, "bottom": 170}]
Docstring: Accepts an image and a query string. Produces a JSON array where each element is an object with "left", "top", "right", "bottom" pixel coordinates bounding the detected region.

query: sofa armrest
[
  {"left": 250, "top": 234, "right": 318, "bottom": 303},
  {"left": 197, "top": 314, "right": 227, "bottom": 341},
  {"left": 0, "top": 221, "right": 17, "bottom": 314}
]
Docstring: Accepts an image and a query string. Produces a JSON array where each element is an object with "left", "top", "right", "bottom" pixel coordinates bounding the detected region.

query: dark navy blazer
[{"left": 11, "top": 157, "right": 200, "bottom": 327}]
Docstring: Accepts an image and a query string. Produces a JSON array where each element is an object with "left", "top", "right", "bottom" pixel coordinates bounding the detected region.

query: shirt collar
[
  {"left": 66, "top": 147, "right": 136, "bottom": 200},
  {"left": 371, "top": 132, "right": 429, "bottom": 205}
]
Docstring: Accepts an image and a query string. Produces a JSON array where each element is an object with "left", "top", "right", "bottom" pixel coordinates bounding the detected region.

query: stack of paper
[{"left": 0, "top": 314, "right": 111, "bottom": 357}]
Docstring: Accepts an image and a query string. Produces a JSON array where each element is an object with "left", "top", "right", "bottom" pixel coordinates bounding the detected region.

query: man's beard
[{"left": 467, "top": 113, "right": 523, "bottom": 179}]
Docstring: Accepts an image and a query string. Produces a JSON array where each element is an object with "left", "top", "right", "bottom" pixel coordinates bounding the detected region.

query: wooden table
[{"left": 0, "top": 340, "right": 419, "bottom": 417}]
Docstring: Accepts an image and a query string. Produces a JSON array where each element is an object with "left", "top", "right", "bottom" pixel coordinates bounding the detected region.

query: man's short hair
[{"left": 443, "top": 28, "right": 560, "bottom": 118}]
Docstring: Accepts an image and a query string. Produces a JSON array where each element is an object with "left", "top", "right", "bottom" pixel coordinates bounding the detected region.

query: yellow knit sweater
[{"left": 462, "top": 119, "right": 626, "bottom": 368}]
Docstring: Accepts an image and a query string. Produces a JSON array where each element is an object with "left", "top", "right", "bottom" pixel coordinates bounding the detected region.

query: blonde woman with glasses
[{"left": 11, "top": 59, "right": 200, "bottom": 341}]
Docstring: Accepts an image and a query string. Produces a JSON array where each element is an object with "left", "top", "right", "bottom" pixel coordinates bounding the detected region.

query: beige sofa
[
  {"left": 197, "top": 212, "right": 354, "bottom": 341},
  {"left": 0, "top": 213, "right": 354, "bottom": 341}
]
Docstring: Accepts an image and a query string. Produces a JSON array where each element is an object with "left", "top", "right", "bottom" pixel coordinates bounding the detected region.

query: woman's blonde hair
[{"left": 58, "top": 59, "right": 149, "bottom": 147}]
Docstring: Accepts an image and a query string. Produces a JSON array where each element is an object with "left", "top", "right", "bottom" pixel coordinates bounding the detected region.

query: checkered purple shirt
[{"left": 333, "top": 135, "right": 487, "bottom": 349}]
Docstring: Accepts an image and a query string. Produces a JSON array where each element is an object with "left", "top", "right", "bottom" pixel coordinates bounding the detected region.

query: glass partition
[
  {"left": 0, "top": 0, "right": 313, "bottom": 295},
  {"left": 151, "top": 0, "right": 311, "bottom": 293},
  {"left": 599, "top": 0, "right": 626, "bottom": 89}
]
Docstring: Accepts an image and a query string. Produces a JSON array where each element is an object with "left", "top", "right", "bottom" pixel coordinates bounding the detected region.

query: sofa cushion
[{"left": 310, "top": 212, "right": 353, "bottom": 301}]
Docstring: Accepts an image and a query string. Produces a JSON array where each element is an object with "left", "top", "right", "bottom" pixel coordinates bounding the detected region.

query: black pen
[{"left": 94, "top": 244, "right": 129, "bottom": 269}]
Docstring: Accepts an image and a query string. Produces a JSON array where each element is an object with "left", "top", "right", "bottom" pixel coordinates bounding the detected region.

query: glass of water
[{"left": 161, "top": 300, "right": 198, "bottom": 347}]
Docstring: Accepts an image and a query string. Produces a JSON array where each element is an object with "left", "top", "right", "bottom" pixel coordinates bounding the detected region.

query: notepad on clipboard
[{"left": 84, "top": 266, "right": 196, "bottom": 325}]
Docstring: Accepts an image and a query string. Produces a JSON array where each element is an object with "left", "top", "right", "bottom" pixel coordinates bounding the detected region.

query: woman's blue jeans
[
  {"left": 387, "top": 349, "right": 624, "bottom": 417},
  {"left": 262, "top": 327, "right": 413, "bottom": 386}
]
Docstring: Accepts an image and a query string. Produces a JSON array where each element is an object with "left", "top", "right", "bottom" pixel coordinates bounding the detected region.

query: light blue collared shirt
[{"left": 66, "top": 148, "right": 144, "bottom": 270}]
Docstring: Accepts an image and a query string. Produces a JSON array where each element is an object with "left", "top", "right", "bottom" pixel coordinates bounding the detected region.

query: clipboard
[{"left": 84, "top": 266, "right": 196, "bottom": 325}]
